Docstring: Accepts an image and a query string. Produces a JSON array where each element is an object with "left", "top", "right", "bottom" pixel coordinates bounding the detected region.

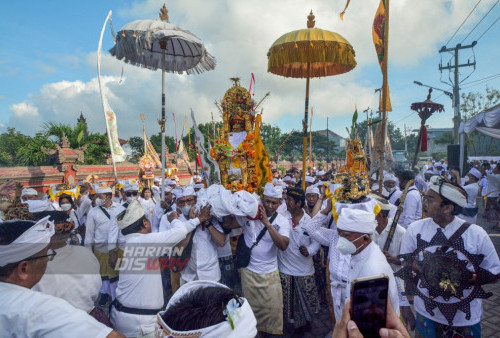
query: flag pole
[
  {"left": 378, "top": 0, "right": 390, "bottom": 194},
  {"left": 97, "top": 10, "right": 118, "bottom": 182}
]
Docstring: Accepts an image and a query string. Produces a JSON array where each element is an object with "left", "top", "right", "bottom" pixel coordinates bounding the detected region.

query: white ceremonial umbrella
[{"left": 110, "top": 4, "right": 215, "bottom": 198}]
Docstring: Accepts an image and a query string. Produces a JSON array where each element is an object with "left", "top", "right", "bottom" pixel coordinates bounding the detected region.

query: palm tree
[{"left": 43, "top": 121, "right": 109, "bottom": 164}]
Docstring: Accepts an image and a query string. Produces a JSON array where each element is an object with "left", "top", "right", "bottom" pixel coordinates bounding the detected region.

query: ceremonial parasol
[
  {"left": 110, "top": 4, "right": 215, "bottom": 198},
  {"left": 410, "top": 89, "right": 444, "bottom": 169},
  {"left": 267, "top": 11, "right": 356, "bottom": 189}
]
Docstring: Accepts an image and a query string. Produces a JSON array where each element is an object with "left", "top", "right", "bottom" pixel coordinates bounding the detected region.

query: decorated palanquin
[
  {"left": 327, "top": 136, "right": 371, "bottom": 203},
  {"left": 210, "top": 78, "right": 272, "bottom": 194},
  {"left": 138, "top": 153, "right": 156, "bottom": 188}
]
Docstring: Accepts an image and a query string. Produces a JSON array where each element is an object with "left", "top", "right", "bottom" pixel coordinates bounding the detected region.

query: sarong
[
  {"left": 485, "top": 197, "right": 500, "bottom": 223},
  {"left": 279, "top": 272, "right": 320, "bottom": 328},
  {"left": 240, "top": 268, "right": 283, "bottom": 334},
  {"left": 94, "top": 250, "right": 119, "bottom": 282},
  {"left": 415, "top": 312, "right": 481, "bottom": 338}
]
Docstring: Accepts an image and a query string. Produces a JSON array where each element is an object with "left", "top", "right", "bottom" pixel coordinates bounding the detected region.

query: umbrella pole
[
  {"left": 302, "top": 63, "right": 311, "bottom": 190},
  {"left": 160, "top": 46, "right": 166, "bottom": 200}
]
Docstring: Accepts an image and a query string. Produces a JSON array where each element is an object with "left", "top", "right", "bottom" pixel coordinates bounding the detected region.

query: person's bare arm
[
  {"left": 206, "top": 223, "right": 226, "bottom": 247},
  {"left": 259, "top": 205, "right": 289, "bottom": 251},
  {"left": 222, "top": 215, "right": 242, "bottom": 230},
  {"left": 107, "top": 330, "right": 126, "bottom": 338}
]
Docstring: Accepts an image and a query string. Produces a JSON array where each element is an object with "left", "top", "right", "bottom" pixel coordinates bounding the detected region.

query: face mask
[
  {"left": 60, "top": 203, "right": 72, "bottom": 211},
  {"left": 95, "top": 198, "right": 104, "bottom": 206},
  {"left": 180, "top": 205, "right": 192, "bottom": 216},
  {"left": 464, "top": 176, "right": 470, "bottom": 183},
  {"left": 385, "top": 186, "right": 396, "bottom": 193},
  {"left": 336, "top": 235, "right": 366, "bottom": 255},
  {"left": 127, "top": 196, "right": 138, "bottom": 203}
]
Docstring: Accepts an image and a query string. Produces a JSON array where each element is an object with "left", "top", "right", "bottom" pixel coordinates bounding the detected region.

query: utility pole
[{"left": 438, "top": 41, "right": 477, "bottom": 144}]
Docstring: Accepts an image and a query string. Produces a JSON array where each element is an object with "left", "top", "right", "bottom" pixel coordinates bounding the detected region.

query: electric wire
[
  {"left": 476, "top": 14, "right": 500, "bottom": 41},
  {"left": 445, "top": 0, "right": 483, "bottom": 46},
  {"left": 460, "top": 0, "right": 499, "bottom": 43}
]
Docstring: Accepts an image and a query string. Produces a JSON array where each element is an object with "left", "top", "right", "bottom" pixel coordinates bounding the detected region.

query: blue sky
[{"left": 1, "top": 0, "right": 499, "bottom": 143}]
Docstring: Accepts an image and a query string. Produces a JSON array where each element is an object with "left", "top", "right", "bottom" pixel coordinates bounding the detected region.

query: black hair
[
  {"left": 161, "top": 286, "right": 242, "bottom": 331},
  {"left": 58, "top": 195, "right": 75, "bottom": 209},
  {"left": 397, "top": 170, "right": 415, "bottom": 182},
  {"left": 380, "top": 209, "right": 390, "bottom": 218},
  {"left": 140, "top": 188, "right": 152, "bottom": 199},
  {"left": 32, "top": 211, "right": 70, "bottom": 224},
  {"left": 120, "top": 215, "right": 147, "bottom": 236},
  {"left": 0, "top": 221, "right": 36, "bottom": 277},
  {"left": 287, "top": 187, "right": 305, "bottom": 208}
]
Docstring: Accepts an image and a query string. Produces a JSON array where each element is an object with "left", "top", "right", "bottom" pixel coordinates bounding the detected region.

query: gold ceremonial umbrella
[{"left": 267, "top": 11, "right": 356, "bottom": 189}]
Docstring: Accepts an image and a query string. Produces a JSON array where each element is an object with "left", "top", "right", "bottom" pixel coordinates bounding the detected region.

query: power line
[
  {"left": 477, "top": 14, "right": 500, "bottom": 41},
  {"left": 461, "top": 0, "right": 499, "bottom": 43},
  {"left": 462, "top": 72, "right": 500, "bottom": 85},
  {"left": 445, "top": 0, "right": 483, "bottom": 46},
  {"left": 462, "top": 73, "right": 500, "bottom": 89}
]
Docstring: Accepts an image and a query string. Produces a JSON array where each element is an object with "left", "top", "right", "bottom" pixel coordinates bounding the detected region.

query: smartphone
[{"left": 350, "top": 274, "right": 389, "bottom": 338}]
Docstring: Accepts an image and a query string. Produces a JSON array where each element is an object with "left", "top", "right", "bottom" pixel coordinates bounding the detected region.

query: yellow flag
[{"left": 372, "top": 0, "right": 392, "bottom": 111}]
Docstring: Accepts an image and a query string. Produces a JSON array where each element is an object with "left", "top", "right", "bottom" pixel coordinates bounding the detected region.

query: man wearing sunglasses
[{"left": 0, "top": 217, "right": 124, "bottom": 337}]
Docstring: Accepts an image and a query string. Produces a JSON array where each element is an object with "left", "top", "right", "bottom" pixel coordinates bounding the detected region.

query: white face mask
[
  {"left": 60, "top": 203, "right": 72, "bottom": 211},
  {"left": 127, "top": 196, "right": 138, "bottom": 203},
  {"left": 336, "top": 235, "right": 366, "bottom": 255},
  {"left": 180, "top": 205, "right": 192, "bottom": 216},
  {"left": 95, "top": 198, "right": 104, "bottom": 206},
  {"left": 464, "top": 176, "right": 470, "bottom": 183}
]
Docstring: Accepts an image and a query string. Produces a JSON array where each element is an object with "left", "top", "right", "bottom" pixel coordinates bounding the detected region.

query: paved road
[{"left": 301, "top": 212, "right": 500, "bottom": 338}]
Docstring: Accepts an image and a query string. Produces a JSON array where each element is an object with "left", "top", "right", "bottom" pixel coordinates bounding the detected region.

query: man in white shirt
[
  {"left": 278, "top": 187, "right": 320, "bottom": 335},
  {"left": 452, "top": 167, "right": 481, "bottom": 224},
  {"left": 110, "top": 200, "right": 209, "bottom": 337},
  {"left": 151, "top": 186, "right": 176, "bottom": 233},
  {"left": 383, "top": 173, "right": 402, "bottom": 205},
  {"left": 0, "top": 218, "right": 122, "bottom": 337},
  {"left": 160, "top": 186, "right": 225, "bottom": 284},
  {"left": 400, "top": 176, "right": 500, "bottom": 335},
  {"left": 31, "top": 211, "right": 105, "bottom": 324},
  {"left": 479, "top": 162, "right": 500, "bottom": 225},
  {"left": 85, "top": 183, "right": 120, "bottom": 305},
  {"left": 224, "top": 183, "right": 291, "bottom": 335},
  {"left": 395, "top": 170, "right": 422, "bottom": 229}
]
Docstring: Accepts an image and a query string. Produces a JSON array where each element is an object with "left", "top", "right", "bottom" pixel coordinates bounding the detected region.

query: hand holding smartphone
[{"left": 350, "top": 274, "right": 389, "bottom": 338}]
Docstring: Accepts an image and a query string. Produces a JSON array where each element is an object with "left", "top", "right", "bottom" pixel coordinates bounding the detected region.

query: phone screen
[{"left": 351, "top": 276, "right": 388, "bottom": 338}]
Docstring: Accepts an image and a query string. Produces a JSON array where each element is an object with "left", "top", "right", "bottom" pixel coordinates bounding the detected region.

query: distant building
[
  {"left": 315, "top": 129, "right": 346, "bottom": 150},
  {"left": 427, "top": 128, "right": 453, "bottom": 155}
]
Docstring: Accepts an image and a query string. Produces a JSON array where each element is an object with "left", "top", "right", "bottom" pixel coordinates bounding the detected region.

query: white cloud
[
  {"left": 10, "top": 102, "right": 39, "bottom": 118},
  {"left": 6, "top": 0, "right": 497, "bottom": 139}
]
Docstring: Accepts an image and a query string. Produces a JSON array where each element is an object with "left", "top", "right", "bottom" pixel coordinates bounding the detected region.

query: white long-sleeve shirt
[
  {"left": 400, "top": 216, "right": 500, "bottom": 326},
  {"left": 112, "top": 220, "right": 195, "bottom": 337},
  {"left": 84, "top": 203, "right": 119, "bottom": 253},
  {"left": 278, "top": 211, "right": 320, "bottom": 276},
  {"left": 398, "top": 186, "right": 422, "bottom": 229},
  {"left": 1, "top": 282, "right": 112, "bottom": 337}
]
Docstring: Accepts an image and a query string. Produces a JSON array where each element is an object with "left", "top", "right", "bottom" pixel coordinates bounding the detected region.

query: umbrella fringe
[{"left": 267, "top": 40, "right": 356, "bottom": 77}]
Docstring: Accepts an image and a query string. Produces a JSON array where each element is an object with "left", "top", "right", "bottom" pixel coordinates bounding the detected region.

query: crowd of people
[{"left": 1, "top": 158, "right": 500, "bottom": 338}]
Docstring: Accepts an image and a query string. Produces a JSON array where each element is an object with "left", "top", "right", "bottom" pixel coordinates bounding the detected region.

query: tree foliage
[{"left": 460, "top": 87, "right": 500, "bottom": 155}]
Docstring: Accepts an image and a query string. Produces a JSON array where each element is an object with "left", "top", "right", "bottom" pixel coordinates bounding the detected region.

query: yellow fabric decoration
[
  {"left": 254, "top": 114, "right": 272, "bottom": 195},
  {"left": 373, "top": 203, "right": 381, "bottom": 216},
  {"left": 48, "top": 185, "right": 81, "bottom": 201}
]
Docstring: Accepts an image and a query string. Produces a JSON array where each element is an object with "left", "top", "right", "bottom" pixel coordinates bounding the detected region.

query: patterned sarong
[
  {"left": 94, "top": 249, "right": 119, "bottom": 282},
  {"left": 279, "top": 272, "right": 320, "bottom": 328},
  {"left": 240, "top": 268, "right": 283, "bottom": 334},
  {"left": 415, "top": 312, "right": 481, "bottom": 338}
]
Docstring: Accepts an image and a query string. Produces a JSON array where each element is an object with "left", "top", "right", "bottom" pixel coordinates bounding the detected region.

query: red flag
[
  {"left": 248, "top": 73, "right": 256, "bottom": 96},
  {"left": 420, "top": 126, "right": 428, "bottom": 152},
  {"left": 196, "top": 153, "right": 202, "bottom": 167}
]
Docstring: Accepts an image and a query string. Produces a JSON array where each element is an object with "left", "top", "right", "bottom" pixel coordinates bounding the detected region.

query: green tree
[
  {"left": 460, "top": 87, "right": 500, "bottom": 155},
  {"left": 128, "top": 136, "right": 145, "bottom": 157},
  {"left": 150, "top": 133, "right": 176, "bottom": 155},
  {"left": 0, "top": 128, "right": 31, "bottom": 166},
  {"left": 434, "top": 131, "right": 454, "bottom": 145},
  {"left": 16, "top": 132, "right": 55, "bottom": 166}
]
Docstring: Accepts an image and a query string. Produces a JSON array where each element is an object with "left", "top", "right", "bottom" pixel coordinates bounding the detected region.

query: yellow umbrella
[{"left": 267, "top": 11, "right": 356, "bottom": 189}]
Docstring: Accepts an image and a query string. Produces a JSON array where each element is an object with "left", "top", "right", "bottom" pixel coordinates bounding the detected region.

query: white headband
[
  {"left": 337, "top": 208, "right": 377, "bottom": 234},
  {"left": 428, "top": 175, "right": 467, "bottom": 208},
  {"left": 155, "top": 280, "right": 257, "bottom": 338},
  {"left": 282, "top": 176, "right": 296, "bottom": 183},
  {"left": 263, "top": 183, "right": 283, "bottom": 199},
  {"left": 305, "top": 186, "right": 320, "bottom": 196},
  {"left": 21, "top": 188, "right": 38, "bottom": 197},
  {"left": 0, "top": 216, "right": 54, "bottom": 267},
  {"left": 468, "top": 168, "right": 482, "bottom": 180},
  {"left": 305, "top": 176, "right": 314, "bottom": 183}
]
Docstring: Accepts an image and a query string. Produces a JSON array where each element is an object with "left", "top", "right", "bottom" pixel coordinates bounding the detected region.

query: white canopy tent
[{"left": 459, "top": 103, "right": 500, "bottom": 173}]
